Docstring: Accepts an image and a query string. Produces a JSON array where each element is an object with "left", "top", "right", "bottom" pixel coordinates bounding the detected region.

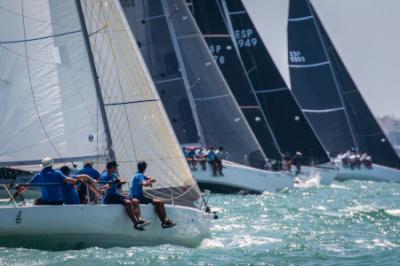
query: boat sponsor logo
[
  {"left": 289, "top": 51, "right": 306, "bottom": 63},
  {"left": 15, "top": 210, "right": 22, "bottom": 224},
  {"left": 234, "top": 29, "right": 258, "bottom": 48}
]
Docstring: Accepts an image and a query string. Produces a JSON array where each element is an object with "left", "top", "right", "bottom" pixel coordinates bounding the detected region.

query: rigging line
[
  {"left": 88, "top": 25, "right": 108, "bottom": 37},
  {"left": 19, "top": 0, "right": 62, "bottom": 160},
  {"left": 104, "top": 99, "right": 159, "bottom": 106},
  {"left": 0, "top": 30, "right": 83, "bottom": 44}
]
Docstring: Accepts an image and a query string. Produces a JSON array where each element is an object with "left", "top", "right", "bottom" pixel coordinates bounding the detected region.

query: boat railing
[{"left": 0, "top": 184, "right": 18, "bottom": 207}]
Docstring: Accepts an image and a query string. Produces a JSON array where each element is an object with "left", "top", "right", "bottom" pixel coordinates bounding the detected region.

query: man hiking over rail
[{"left": 130, "top": 161, "right": 176, "bottom": 229}]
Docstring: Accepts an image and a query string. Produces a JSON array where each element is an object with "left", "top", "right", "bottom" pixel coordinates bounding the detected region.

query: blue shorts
[
  {"left": 104, "top": 195, "right": 126, "bottom": 205},
  {"left": 135, "top": 196, "right": 153, "bottom": 204}
]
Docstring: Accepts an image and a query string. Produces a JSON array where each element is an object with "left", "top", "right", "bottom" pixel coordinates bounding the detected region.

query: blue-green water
[{"left": 1, "top": 180, "right": 400, "bottom": 265}]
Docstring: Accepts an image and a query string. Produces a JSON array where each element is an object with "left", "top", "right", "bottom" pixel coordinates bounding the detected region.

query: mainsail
[
  {"left": 0, "top": 0, "right": 201, "bottom": 205},
  {"left": 190, "top": 0, "right": 330, "bottom": 165},
  {"left": 0, "top": 0, "right": 108, "bottom": 166},
  {"left": 288, "top": 0, "right": 400, "bottom": 168},
  {"left": 121, "top": 0, "right": 266, "bottom": 168}
]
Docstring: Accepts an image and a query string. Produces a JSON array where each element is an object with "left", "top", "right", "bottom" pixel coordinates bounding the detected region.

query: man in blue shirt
[
  {"left": 60, "top": 165, "right": 101, "bottom": 205},
  {"left": 14, "top": 157, "right": 79, "bottom": 205},
  {"left": 77, "top": 160, "right": 101, "bottom": 203},
  {"left": 130, "top": 161, "right": 176, "bottom": 229},
  {"left": 101, "top": 161, "right": 149, "bottom": 231}
]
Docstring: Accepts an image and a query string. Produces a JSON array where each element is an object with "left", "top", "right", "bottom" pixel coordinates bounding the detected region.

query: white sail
[
  {"left": 0, "top": 0, "right": 108, "bottom": 167},
  {"left": 80, "top": 0, "right": 201, "bottom": 201},
  {"left": 310, "top": 0, "right": 400, "bottom": 117},
  {"left": 241, "top": 0, "right": 291, "bottom": 87}
]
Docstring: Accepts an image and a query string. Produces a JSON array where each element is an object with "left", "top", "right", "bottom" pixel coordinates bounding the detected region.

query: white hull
[
  {"left": 193, "top": 160, "right": 293, "bottom": 193},
  {"left": 0, "top": 204, "right": 212, "bottom": 250},
  {"left": 336, "top": 162, "right": 400, "bottom": 183},
  {"left": 193, "top": 161, "right": 337, "bottom": 193}
]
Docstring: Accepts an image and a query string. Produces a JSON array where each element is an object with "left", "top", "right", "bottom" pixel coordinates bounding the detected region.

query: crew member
[{"left": 130, "top": 161, "right": 176, "bottom": 229}]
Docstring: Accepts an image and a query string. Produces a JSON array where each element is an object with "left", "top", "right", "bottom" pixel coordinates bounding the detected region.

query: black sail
[
  {"left": 288, "top": 0, "right": 357, "bottom": 157},
  {"left": 311, "top": 4, "right": 400, "bottom": 168},
  {"left": 288, "top": 0, "right": 400, "bottom": 168},
  {"left": 191, "top": 0, "right": 330, "bottom": 165},
  {"left": 122, "top": 0, "right": 266, "bottom": 168}
]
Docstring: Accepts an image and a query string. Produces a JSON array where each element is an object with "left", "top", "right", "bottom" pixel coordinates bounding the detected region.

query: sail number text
[
  {"left": 234, "top": 29, "right": 258, "bottom": 48},
  {"left": 289, "top": 51, "right": 306, "bottom": 63}
]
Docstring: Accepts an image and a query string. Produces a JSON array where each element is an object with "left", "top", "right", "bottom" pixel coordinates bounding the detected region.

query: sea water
[{"left": 1, "top": 180, "right": 400, "bottom": 265}]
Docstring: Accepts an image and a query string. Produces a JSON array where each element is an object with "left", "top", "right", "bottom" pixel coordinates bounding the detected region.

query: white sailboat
[{"left": 0, "top": 0, "right": 212, "bottom": 249}]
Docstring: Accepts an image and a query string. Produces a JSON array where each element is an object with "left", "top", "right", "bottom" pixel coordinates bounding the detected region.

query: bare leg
[
  {"left": 122, "top": 199, "right": 138, "bottom": 226},
  {"left": 131, "top": 199, "right": 142, "bottom": 221},
  {"left": 152, "top": 199, "right": 167, "bottom": 223}
]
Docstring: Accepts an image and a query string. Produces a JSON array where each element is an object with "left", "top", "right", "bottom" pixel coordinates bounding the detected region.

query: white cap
[
  {"left": 42, "top": 157, "right": 54, "bottom": 168},
  {"left": 296, "top": 151, "right": 303, "bottom": 156}
]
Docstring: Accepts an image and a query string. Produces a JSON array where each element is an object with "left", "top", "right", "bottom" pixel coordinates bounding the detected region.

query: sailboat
[
  {"left": 0, "top": 0, "right": 212, "bottom": 249},
  {"left": 119, "top": 0, "right": 294, "bottom": 194},
  {"left": 188, "top": 0, "right": 337, "bottom": 185},
  {"left": 287, "top": 0, "right": 400, "bottom": 182}
]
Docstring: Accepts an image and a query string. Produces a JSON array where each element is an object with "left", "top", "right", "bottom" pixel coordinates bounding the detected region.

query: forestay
[
  {"left": 122, "top": 0, "right": 266, "bottom": 168},
  {"left": 0, "top": 0, "right": 107, "bottom": 167},
  {"left": 80, "top": 0, "right": 201, "bottom": 203}
]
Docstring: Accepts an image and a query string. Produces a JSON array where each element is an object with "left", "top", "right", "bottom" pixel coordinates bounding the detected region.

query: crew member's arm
[{"left": 142, "top": 176, "right": 156, "bottom": 187}]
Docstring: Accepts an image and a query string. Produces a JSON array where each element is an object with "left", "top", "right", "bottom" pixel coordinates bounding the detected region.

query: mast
[
  {"left": 160, "top": 0, "right": 206, "bottom": 146},
  {"left": 219, "top": 0, "right": 283, "bottom": 156},
  {"left": 74, "top": 0, "right": 115, "bottom": 161}
]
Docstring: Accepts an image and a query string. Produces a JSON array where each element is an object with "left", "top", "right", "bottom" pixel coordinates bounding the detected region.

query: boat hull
[
  {"left": 0, "top": 204, "right": 212, "bottom": 250},
  {"left": 336, "top": 162, "right": 400, "bottom": 183},
  {"left": 193, "top": 160, "right": 294, "bottom": 194}
]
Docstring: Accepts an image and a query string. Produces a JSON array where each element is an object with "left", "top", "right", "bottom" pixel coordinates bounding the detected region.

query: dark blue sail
[
  {"left": 288, "top": 0, "right": 400, "bottom": 168},
  {"left": 310, "top": 3, "right": 400, "bottom": 168},
  {"left": 288, "top": 0, "right": 357, "bottom": 157},
  {"left": 190, "top": 0, "right": 330, "bottom": 165}
]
